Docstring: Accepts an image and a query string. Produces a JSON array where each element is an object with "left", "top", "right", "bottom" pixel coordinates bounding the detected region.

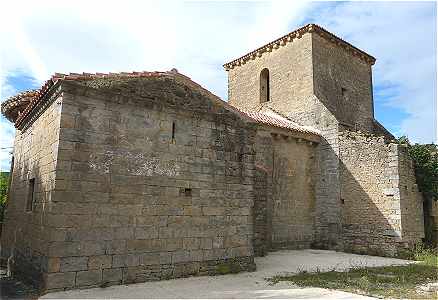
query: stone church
[{"left": 0, "top": 24, "right": 425, "bottom": 292}]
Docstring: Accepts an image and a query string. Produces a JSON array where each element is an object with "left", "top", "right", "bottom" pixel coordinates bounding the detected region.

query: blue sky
[{"left": 0, "top": 1, "right": 436, "bottom": 170}]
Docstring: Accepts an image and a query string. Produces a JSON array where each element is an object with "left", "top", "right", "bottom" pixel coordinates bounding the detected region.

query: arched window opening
[{"left": 260, "top": 68, "right": 270, "bottom": 103}]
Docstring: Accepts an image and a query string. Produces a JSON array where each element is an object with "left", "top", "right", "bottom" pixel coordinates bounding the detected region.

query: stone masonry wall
[
  {"left": 253, "top": 127, "right": 318, "bottom": 255},
  {"left": 1, "top": 89, "right": 62, "bottom": 286},
  {"left": 226, "top": 30, "right": 378, "bottom": 251},
  {"left": 271, "top": 133, "right": 317, "bottom": 250},
  {"left": 312, "top": 33, "right": 374, "bottom": 133},
  {"left": 227, "top": 32, "right": 314, "bottom": 114},
  {"left": 398, "top": 145, "right": 425, "bottom": 244},
  {"left": 425, "top": 200, "right": 438, "bottom": 246},
  {"left": 226, "top": 32, "right": 341, "bottom": 250},
  {"left": 339, "top": 131, "right": 424, "bottom": 256},
  {"left": 253, "top": 130, "right": 274, "bottom": 256},
  {"left": 39, "top": 78, "right": 257, "bottom": 292},
  {"left": 311, "top": 33, "right": 375, "bottom": 250}
]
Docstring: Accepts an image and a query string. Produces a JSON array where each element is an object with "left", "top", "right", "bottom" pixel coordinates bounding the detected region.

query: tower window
[
  {"left": 26, "top": 178, "right": 35, "bottom": 212},
  {"left": 260, "top": 68, "right": 270, "bottom": 103}
]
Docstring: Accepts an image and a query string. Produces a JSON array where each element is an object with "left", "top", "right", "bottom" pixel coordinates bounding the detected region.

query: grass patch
[{"left": 268, "top": 247, "right": 438, "bottom": 299}]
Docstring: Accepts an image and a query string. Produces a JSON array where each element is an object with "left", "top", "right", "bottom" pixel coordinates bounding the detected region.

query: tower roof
[{"left": 223, "top": 23, "right": 376, "bottom": 70}]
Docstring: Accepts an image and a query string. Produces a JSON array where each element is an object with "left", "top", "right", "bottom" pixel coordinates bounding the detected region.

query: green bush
[
  {"left": 0, "top": 172, "right": 9, "bottom": 226},
  {"left": 397, "top": 137, "right": 438, "bottom": 246},
  {"left": 397, "top": 137, "right": 438, "bottom": 201}
]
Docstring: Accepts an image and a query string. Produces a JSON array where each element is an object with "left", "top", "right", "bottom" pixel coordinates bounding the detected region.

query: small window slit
[{"left": 171, "top": 121, "right": 176, "bottom": 143}]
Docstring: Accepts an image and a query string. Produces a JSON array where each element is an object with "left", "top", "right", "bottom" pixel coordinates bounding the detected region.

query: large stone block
[
  {"left": 135, "top": 226, "right": 159, "bottom": 239},
  {"left": 88, "top": 255, "right": 112, "bottom": 269},
  {"left": 105, "top": 240, "right": 127, "bottom": 254},
  {"left": 76, "top": 270, "right": 102, "bottom": 287},
  {"left": 102, "top": 268, "right": 123, "bottom": 283},
  {"left": 48, "top": 242, "right": 81, "bottom": 257},
  {"left": 45, "top": 272, "right": 76, "bottom": 290},
  {"left": 46, "top": 257, "right": 61, "bottom": 273},
  {"left": 80, "top": 241, "right": 106, "bottom": 256},
  {"left": 60, "top": 256, "right": 88, "bottom": 272},
  {"left": 112, "top": 254, "right": 140, "bottom": 268}
]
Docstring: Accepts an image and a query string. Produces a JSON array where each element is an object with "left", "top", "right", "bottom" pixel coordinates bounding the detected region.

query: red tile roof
[
  {"left": 13, "top": 71, "right": 167, "bottom": 127},
  {"left": 1, "top": 90, "right": 38, "bottom": 122},
  {"left": 2, "top": 69, "right": 319, "bottom": 138},
  {"left": 238, "top": 109, "right": 320, "bottom": 136}
]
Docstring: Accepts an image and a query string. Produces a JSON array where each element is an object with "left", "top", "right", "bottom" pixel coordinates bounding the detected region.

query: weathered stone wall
[
  {"left": 339, "top": 131, "right": 424, "bottom": 256},
  {"left": 311, "top": 124, "right": 342, "bottom": 250},
  {"left": 311, "top": 33, "right": 375, "bottom": 250},
  {"left": 38, "top": 78, "right": 257, "bottom": 291},
  {"left": 253, "top": 130, "right": 274, "bottom": 256},
  {"left": 0, "top": 90, "right": 62, "bottom": 286},
  {"left": 424, "top": 200, "right": 438, "bottom": 246},
  {"left": 227, "top": 32, "right": 314, "bottom": 114},
  {"left": 312, "top": 33, "right": 374, "bottom": 133},
  {"left": 227, "top": 31, "right": 379, "bottom": 252},
  {"left": 398, "top": 145, "right": 425, "bottom": 244},
  {"left": 271, "top": 133, "right": 317, "bottom": 250},
  {"left": 227, "top": 32, "right": 338, "bottom": 250},
  {"left": 253, "top": 127, "right": 318, "bottom": 255}
]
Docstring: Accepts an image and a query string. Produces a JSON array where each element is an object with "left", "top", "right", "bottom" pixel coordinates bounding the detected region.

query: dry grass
[{"left": 268, "top": 247, "right": 438, "bottom": 299}]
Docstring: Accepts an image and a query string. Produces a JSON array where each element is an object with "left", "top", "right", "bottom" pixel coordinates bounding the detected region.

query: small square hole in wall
[
  {"left": 341, "top": 198, "right": 345, "bottom": 204},
  {"left": 184, "top": 188, "right": 192, "bottom": 197},
  {"left": 341, "top": 87, "right": 347, "bottom": 99}
]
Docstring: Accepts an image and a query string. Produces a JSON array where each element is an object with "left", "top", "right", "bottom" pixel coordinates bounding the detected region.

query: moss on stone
[{"left": 216, "top": 262, "right": 241, "bottom": 275}]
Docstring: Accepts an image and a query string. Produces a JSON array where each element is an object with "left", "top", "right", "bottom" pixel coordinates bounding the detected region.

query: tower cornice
[{"left": 223, "top": 23, "right": 376, "bottom": 70}]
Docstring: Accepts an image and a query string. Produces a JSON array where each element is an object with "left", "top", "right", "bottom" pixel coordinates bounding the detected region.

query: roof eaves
[
  {"left": 13, "top": 71, "right": 170, "bottom": 128},
  {"left": 223, "top": 23, "right": 376, "bottom": 70}
]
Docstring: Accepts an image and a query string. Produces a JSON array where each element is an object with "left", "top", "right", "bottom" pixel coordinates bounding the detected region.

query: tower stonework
[{"left": 225, "top": 24, "right": 424, "bottom": 252}]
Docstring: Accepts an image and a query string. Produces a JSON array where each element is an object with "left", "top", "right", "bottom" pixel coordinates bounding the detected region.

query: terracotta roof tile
[
  {"left": 237, "top": 108, "right": 320, "bottom": 136},
  {"left": 1, "top": 90, "right": 39, "bottom": 123},
  {"left": 13, "top": 71, "right": 168, "bottom": 127},
  {"left": 3, "top": 70, "right": 319, "bottom": 138}
]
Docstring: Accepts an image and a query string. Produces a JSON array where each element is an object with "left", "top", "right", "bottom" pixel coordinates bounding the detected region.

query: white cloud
[
  {"left": 0, "top": 0, "right": 312, "bottom": 98},
  {"left": 0, "top": 76, "right": 16, "bottom": 171},
  {"left": 0, "top": 118, "right": 14, "bottom": 171},
  {"left": 305, "top": 1, "right": 436, "bottom": 143}
]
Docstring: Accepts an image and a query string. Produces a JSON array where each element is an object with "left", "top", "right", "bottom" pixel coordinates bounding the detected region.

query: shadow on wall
[
  {"left": 309, "top": 131, "right": 423, "bottom": 257},
  {"left": 251, "top": 131, "right": 413, "bottom": 258},
  {"left": 1, "top": 162, "right": 49, "bottom": 289},
  {"left": 339, "top": 160, "right": 405, "bottom": 257},
  {"left": 252, "top": 132, "right": 317, "bottom": 257}
]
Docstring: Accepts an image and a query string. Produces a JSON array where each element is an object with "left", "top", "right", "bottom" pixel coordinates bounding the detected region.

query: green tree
[
  {"left": 0, "top": 172, "right": 9, "bottom": 226},
  {"left": 398, "top": 136, "right": 438, "bottom": 200},
  {"left": 398, "top": 137, "right": 438, "bottom": 246}
]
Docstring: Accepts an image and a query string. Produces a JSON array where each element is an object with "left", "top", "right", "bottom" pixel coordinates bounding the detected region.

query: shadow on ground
[{"left": 0, "top": 275, "right": 40, "bottom": 300}]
